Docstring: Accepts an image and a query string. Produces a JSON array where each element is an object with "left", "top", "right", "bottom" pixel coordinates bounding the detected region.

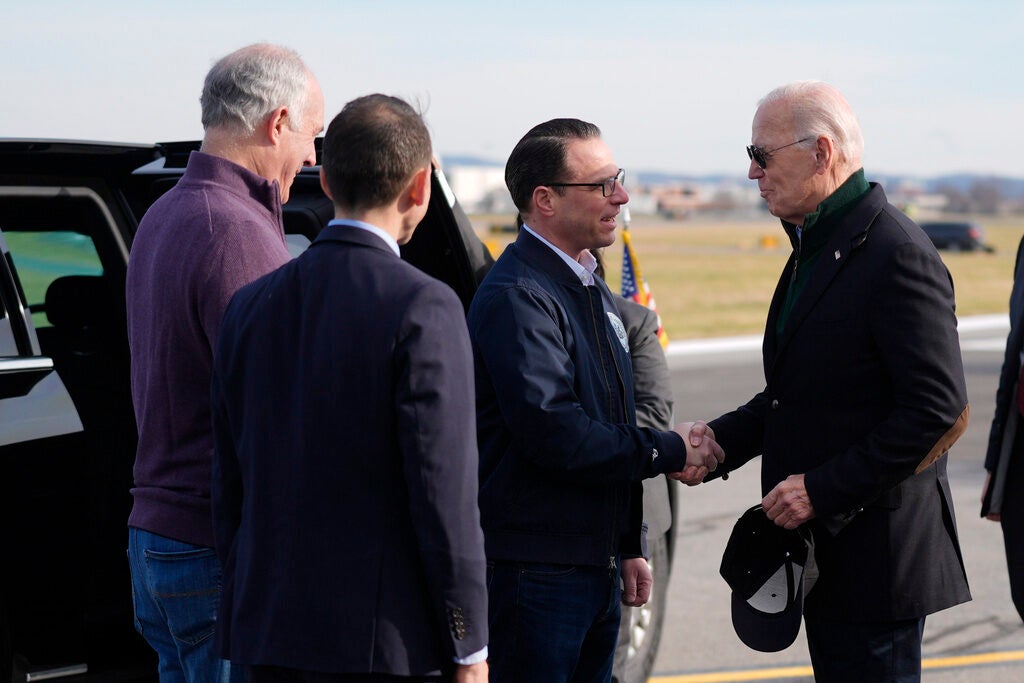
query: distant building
[
  {"left": 641, "top": 181, "right": 763, "bottom": 219},
  {"left": 444, "top": 161, "right": 768, "bottom": 218},
  {"left": 886, "top": 180, "right": 949, "bottom": 219}
]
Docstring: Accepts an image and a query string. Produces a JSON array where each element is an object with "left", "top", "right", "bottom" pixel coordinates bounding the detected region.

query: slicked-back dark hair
[
  {"left": 505, "top": 118, "right": 601, "bottom": 212},
  {"left": 321, "top": 94, "right": 432, "bottom": 211}
]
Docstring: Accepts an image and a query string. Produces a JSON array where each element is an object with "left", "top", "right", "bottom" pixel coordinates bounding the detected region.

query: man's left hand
[
  {"left": 620, "top": 557, "right": 652, "bottom": 607},
  {"left": 762, "top": 474, "right": 816, "bottom": 530}
]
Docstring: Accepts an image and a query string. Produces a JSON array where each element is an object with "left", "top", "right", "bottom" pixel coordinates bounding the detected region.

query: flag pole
[{"left": 620, "top": 206, "right": 669, "bottom": 348}]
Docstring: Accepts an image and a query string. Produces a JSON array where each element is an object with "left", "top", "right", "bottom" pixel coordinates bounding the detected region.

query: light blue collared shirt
[
  {"left": 522, "top": 223, "right": 598, "bottom": 286},
  {"left": 327, "top": 218, "right": 400, "bottom": 256},
  {"left": 327, "top": 216, "right": 488, "bottom": 665}
]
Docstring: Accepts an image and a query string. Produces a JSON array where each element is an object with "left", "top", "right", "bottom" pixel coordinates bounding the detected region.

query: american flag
[{"left": 620, "top": 207, "right": 668, "bottom": 348}]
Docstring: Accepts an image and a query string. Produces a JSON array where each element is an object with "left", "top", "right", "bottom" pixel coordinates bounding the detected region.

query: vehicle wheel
[{"left": 611, "top": 533, "right": 670, "bottom": 683}]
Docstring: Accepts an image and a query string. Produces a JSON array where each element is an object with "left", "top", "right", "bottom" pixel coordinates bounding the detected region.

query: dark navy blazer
[{"left": 211, "top": 225, "right": 487, "bottom": 675}]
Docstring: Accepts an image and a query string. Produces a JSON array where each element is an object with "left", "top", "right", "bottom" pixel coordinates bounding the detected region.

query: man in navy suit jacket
[{"left": 210, "top": 94, "right": 488, "bottom": 683}]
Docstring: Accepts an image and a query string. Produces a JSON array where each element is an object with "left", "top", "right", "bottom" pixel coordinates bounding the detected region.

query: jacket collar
[
  {"left": 310, "top": 223, "right": 399, "bottom": 256},
  {"left": 513, "top": 228, "right": 590, "bottom": 286},
  {"left": 781, "top": 169, "right": 870, "bottom": 251},
  {"left": 183, "top": 150, "right": 283, "bottom": 227}
]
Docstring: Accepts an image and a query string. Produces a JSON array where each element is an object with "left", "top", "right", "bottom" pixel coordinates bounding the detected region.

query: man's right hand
[
  {"left": 667, "top": 421, "right": 724, "bottom": 484},
  {"left": 454, "top": 661, "right": 488, "bottom": 682}
]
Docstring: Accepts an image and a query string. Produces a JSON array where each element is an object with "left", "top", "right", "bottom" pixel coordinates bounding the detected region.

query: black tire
[{"left": 611, "top": 533, "right": 670, "bottom": 683}]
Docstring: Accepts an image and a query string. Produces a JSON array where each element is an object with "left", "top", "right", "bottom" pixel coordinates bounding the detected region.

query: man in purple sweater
[{"left": 126, "top": 43, "right": 324, "bottom": 682}]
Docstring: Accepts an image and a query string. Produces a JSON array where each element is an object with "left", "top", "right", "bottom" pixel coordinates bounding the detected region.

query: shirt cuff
[{"left": 454, "top": 646, "right": 488, "bottom": 665}]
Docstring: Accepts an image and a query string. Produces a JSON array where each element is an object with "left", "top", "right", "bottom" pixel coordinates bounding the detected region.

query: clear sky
[{"left": 4, "top": 1, "right": 1021, "bottom": 179}]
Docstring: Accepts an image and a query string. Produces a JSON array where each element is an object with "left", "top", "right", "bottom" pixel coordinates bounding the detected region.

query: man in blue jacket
[{"left": 467, "top": 118, "right": 723, "bottom": 683}]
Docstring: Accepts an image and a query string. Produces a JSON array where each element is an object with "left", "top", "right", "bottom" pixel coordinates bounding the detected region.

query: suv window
[{"left": 4, "top": 231, "right": 104, "bottom": 329}]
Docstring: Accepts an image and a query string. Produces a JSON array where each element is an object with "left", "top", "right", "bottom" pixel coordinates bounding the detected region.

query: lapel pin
[{"left": 834, "top": 250, "right": 841, "bottom": 260}]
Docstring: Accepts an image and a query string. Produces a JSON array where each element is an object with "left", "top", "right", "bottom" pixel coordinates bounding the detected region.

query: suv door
[
  {"left": 1, "top": 224, "right": 92, "bottom": 683},
  {"left": 0, "top": 180, "right": 152, "bottom": 681},
  {"left": 0, "top": 230, "right": 81, "bottom": 440}
]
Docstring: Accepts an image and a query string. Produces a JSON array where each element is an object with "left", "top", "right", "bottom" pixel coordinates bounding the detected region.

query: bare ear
[
  {"left": 532, "top": 185, "right": 557, "bottom": 217},
  {"left": 407, "top": 166, "right": 431, "bottom": 207},
  {"left": 814, "top": 135, "right": 835, "bottom": 175},
  {"left": 265, "top": 106, "right": 289, "bottom": 145},
  {"left": 319, "top": 166, "right": 334, "bottom": 202}
]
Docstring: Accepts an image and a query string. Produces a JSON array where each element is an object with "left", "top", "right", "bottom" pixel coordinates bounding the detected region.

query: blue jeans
[
  {"left": 128, "top": 527, "right": 239, "bottom": 683},
  {"left": 805, "top": 614, "right": 926, "bottom": 683},
  {"left": 486, "top": 560, "right": 621, "bottom": 683}
]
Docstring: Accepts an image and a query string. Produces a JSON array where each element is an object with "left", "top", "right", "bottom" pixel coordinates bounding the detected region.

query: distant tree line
[{"left": 936, "top": 178, "right": 1024, "bottom": 214}]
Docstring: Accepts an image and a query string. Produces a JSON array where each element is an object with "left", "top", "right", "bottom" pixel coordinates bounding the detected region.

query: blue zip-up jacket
[{"left": 467, "top": 229, "right": 688, "bottom": 566}]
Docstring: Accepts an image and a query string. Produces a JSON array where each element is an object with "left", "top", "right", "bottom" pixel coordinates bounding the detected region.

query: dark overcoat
[{"left": 709, "top": 184, "right": 971, "bottom": 621}]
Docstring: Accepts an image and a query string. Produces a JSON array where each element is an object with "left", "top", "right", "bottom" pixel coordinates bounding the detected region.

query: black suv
[
  {"left": 0, "top": 139, "right": 674, "bottom": 683},
  {"left": 919, "top": 220, "right": 993, "bottom": 252}
]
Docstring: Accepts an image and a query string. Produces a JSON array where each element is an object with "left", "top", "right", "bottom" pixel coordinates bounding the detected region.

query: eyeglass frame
[
  {"left": 746, "top": 137, "right": 813, "bottom": 170},
  {"left": 544, "top": 168, "right": 625, "bottom": 197}
]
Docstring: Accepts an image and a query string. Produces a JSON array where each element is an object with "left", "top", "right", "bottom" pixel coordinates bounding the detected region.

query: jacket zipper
[{"left": 586, "top": 287, "right": 622, "bottom": 565}]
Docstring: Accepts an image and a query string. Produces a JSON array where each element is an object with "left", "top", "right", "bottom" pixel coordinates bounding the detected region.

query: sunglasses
[
  {"left": 746, "top": 138, "right": 812, "bottom": 170},
  {"left": 545, "top": 168, "right": 625, "bottom": 197}
]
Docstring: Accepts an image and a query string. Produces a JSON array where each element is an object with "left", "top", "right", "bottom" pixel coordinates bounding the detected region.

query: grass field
[{"left": 472, "top": 212, "right": 1024, "bottom": 340}]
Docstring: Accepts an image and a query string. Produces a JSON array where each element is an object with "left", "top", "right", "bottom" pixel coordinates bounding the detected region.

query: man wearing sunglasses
[
  {"left": 703, "top": 81, "right": 971, "bottom": 682},
  {"left": 467, "top": 118, "right": 724, "bottom": 683}
]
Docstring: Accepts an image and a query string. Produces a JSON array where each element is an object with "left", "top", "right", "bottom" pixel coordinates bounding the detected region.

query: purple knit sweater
[{"left": 127, "top": 151, "right": 291, "bottom": 547}]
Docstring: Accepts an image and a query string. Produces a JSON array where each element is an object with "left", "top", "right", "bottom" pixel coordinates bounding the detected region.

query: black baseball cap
[{"left": 719, "top": 504, "right": 817, "bottom": 652}]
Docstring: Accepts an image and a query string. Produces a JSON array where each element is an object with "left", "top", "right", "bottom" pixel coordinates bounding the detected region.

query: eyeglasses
[
  {"left": 545, "top": 168, "right": 625, "bottom": 197},
  {"left": 746, "top": 138, "right": 812, "bottom": 170}
]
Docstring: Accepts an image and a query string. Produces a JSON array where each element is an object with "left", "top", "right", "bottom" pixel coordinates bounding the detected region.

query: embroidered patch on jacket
[{"left": 607, "top": 312, "right": 630, "bottom": 353}]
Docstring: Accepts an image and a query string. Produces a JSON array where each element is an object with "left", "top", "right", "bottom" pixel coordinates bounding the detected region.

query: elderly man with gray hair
[
  {"left": 126, "top": 43, "right": 323, "bottom": 681},
  {"left": 702, "top": 81, "right": 971, "bottom": 682}
]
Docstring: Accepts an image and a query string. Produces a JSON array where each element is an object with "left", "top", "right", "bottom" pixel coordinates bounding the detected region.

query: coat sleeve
[
  {"left": 706, "top": 390, "right": 770, "bottom": 479},
  {"left": 394, "top": 280, "right": 489, "bottom": 661},
  {"left": 804, "top": 238, "right": 969, "bottom": 517},
  {"left": 470, "top": 284, "right": 687, "bottom": 485},
  {"left": 210, "top": 306, "right": 242, "bottom": 567},
  {"left": 620, "top": 300, "right": 675, "bottom": 431}
]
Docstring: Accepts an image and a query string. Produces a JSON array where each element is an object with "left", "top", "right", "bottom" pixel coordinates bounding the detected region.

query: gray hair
[
  {"left": 200, "top": 43, "right": 311, "bottom": 134},
  {"left": 759, "top": 81, "right": 864, "bottom": 169}
]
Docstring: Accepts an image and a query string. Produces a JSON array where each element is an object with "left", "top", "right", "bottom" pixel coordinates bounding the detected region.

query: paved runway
[{"left": 650, "top": 314, "right": 1024, "bottom": 682}]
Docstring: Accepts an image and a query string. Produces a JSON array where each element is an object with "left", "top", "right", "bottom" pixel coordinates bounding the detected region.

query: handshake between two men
[
  {"left": 666, "top": 422, "right": 817, "bottom": 532},
  {"left": 668, "top": 421, "right": 724, "bottom": 486}
]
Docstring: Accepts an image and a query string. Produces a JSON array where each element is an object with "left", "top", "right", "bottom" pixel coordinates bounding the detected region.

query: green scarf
[{"left": 776, "top": 169, "right": 870, "bottom": 335}]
